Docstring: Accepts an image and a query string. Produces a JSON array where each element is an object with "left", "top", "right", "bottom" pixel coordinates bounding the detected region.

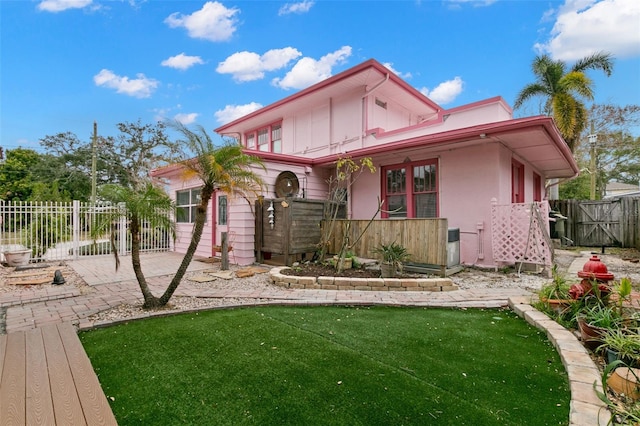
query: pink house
[{"left": 152, "top": 59, "right": 578, "bottom": 269}]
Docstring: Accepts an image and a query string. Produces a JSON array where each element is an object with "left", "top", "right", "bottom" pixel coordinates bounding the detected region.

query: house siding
[{"left": 159, "top": 59, "right": 576, "bottom": 268}]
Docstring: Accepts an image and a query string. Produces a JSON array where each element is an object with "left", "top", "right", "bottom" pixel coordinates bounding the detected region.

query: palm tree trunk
[
  {"left": 158, "top": 188, "right": 212, "bottom": 305},
  {"left": 130, "top": 216, "right": 162, "bottom": 308}
]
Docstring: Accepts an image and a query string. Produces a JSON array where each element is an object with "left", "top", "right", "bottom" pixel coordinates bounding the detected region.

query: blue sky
[{"left": 2, "top": 0, "right": 639, "bottom": 151}]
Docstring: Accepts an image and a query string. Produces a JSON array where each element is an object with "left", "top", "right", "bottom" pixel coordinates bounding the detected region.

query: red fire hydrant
[{"left": 569, "top": 255, "right": 615, "bottom": 299}]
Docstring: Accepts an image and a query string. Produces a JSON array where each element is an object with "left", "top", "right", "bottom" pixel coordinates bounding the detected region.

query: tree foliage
[
  {"left": 94, "top": 183, "right": 176, "bottom": 308},
  {"left": 588, "top": 104, "right": 640, "bottom": 190},
  {"left": 514, "top": 52, "right": 614, "bottom": 152},
  {"left": 37, "top": 120, "right": 179, "bottom": 199},
  {"left": 0, "top": 148, "right": 41, "bottom": 201},
  {"left": 559, "top": 104, "right": 640, "bottom": 199},
  {"left": 149, "top": 121, "right": 266, "bottom": 307},
  {"left": 98, "top": 122, "right": 266, "bottom": 308}
]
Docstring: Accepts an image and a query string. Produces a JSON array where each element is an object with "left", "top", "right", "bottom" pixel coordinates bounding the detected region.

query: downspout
[
  {"left": 329, "top": 97, "right": 333, "bottom": 152},
  {"left": 361, "top": 73, "right": 390, "bottom": 148}
]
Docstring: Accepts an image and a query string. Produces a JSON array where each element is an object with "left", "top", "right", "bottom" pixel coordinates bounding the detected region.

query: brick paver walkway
[
  {"left": 2, "top": 252, "right": 532, "bottom": 333},
  {"left": 0, "top": 251, "right": 609, "bottom": 425}
]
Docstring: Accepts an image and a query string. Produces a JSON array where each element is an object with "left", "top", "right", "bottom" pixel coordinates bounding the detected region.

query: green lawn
[{"left": 80, "top": 306, "right": 570, "bottom": 425}]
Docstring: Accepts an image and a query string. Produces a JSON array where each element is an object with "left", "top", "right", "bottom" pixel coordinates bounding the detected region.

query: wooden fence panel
[
  {"left": 255, "top": 198, "right": 330, "bottom": 264},
  {"left": 549, "top": 198, "right": 639, "bottom": 249},
  {"left": 326, "top": 219, "right": 448, "bottom": 266}
]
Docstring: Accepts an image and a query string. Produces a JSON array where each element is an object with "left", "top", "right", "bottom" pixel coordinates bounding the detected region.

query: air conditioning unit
[{"left": 447, "top": 228, "right": 460, "bottom": 267}]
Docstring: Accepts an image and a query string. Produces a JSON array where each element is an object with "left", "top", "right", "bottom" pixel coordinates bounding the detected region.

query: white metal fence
[{"left": 0, "top": 200, "right": 172, "bottom": 263}]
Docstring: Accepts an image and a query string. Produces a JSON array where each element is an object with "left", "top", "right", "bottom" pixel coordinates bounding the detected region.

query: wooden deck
[{"left": 0, "top": 323, "right": 117, "bottom": 425}]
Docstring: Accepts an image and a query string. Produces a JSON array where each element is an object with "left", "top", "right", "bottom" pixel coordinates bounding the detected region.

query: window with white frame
[
  {"left": 245, "top": 122, "right": 282, "bottom": 153},
  {"left": 176, "top": 187, "right": 201, "bottom": 223}
]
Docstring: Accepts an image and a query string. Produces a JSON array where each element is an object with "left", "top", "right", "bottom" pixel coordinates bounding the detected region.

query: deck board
[
  {"left": 41, "top": 324, "right": 88, "bottom": 425},
  {"left": 0, "top": 331, "right": 26, "bottom": 425},
  {"left": 0, "top": 323, "right": 117, "bottom": 425},
  {"left": 25, "top": 328, "right": 56, "bottom": 425},
  {"left": 57, "top": 324, "right": 117, "bottom": 425}
]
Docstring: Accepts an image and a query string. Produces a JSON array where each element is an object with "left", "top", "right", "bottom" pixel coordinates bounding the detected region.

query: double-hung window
[
  {"left": 245, "top": 122, "right": 282, "bottom": 153},
  {"left": 382, "top": 159, "right": 438, "bottom": 218},
  {"left": 176, "top": 187, "right": 201, "bottom": 223}
]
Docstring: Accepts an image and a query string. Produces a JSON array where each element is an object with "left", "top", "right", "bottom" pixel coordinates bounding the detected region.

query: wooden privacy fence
[
  {"left": 255, "top": 198, "right": 342, "bottom": 265},
  {"left": 549, "top": 198, "right": 640, "bottom": 249},
  {"left": 254, "top": 198, "right": 449, "bottom": 273},
  {"left": 324, "top": 218, "right": 449, "bottom": 273}
]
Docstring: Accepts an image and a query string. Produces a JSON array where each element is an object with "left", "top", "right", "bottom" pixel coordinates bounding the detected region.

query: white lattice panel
[{"left": 491, "top": 201, "right": 552, "bottom": 267}]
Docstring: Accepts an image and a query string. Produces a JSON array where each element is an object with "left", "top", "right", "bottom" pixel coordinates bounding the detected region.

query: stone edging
[
  {"left": 508, "top": 296, "right": 611, "bottom": 426},
  {"left": 269, "top": 267, "right": 459, "bottom": 292}
]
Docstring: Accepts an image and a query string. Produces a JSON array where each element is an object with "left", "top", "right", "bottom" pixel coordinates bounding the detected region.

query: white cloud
[
  {"left": 161, "top": 53, "right": 204, "bottom": 70},
  {"left": 165, "top": 1, "right": 239, "bottom": 42},
  {"left": 37, "top": 0, "right": 92, "bottom": 12},
  {"left": 93, "top": 69, "right": 159, "bottom": 98},
  {"left": 382, "top": 62, "right": 412, "bottom": 79},
  {"left": 278, "top": 1, "right": 314, "bottom": 15},
  {"left": 535, "top": 0, "right": 640, "bottom": 61},
  {"left": 420, "top": 77, "right": 464, "bottom": 105},
  {"left": 272, "top": 46, "right": 352, "bottom": 90},
  {"left": 215, "top": 102, "right": 263, "bottom": 124},
  {"left": 217, "top": 48, "right": 302, "bottom": 82},
  {"left": 174, "top": 113, "right": 199, "bottom": 125}
]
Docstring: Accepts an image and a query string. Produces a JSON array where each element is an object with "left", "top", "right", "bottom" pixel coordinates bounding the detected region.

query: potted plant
[
  {"left": 598, "top": 328, "right": 640, "bottom": 367},
  {"left": 373, "top": 242, "right": 411, "bottom": 278},
  {"left": 332, "top": 250, "right": 355, "bottom": 270},
  {"left": 539, "top": 264, "right": 572, "bottom": 313},
  {"left": 577, "top": 304, "right": 623, "bottom": 351}
]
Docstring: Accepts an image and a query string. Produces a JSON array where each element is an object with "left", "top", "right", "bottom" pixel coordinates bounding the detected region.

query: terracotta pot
[
  {"left": 607, "top": 367, "right": 640, "bottom": 400},
  {"left": 577, "top": 317, "right": 609, "bottom": 351},
  {"left": 541, "top": 298, "right": 572, "bottom": 314}
]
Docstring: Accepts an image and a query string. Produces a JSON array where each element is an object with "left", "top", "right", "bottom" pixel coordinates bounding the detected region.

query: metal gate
[{"left": 1, "top": 200, "right": 171, "bottom": 263}]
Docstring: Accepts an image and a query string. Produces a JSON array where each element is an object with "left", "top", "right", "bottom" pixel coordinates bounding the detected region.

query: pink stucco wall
[{"left": 348, "top": 141, "right": 545, "bottom": 267}]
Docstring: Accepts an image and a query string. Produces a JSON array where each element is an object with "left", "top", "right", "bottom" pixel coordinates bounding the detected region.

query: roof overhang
[{"left": 154, "top": 116, "right": 578, "bottom": 180}]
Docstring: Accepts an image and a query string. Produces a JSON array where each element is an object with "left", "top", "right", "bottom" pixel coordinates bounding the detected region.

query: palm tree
[
  {"left": 154, "top": 122, "right": 265, "bottom": 307},
  {"left": 94, "top": 183, "right": 176, "bottom": 307},
  {"left": 514, "top": 52, "right": 614, "bottom": 152}
]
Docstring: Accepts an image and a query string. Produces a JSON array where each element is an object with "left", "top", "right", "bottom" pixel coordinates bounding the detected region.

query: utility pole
[
  {"left": 588, "top": 121, "right": 597, "bottom": 200},
  {"left": 91, "top": 121, "right": 97, "bottom": 204}
]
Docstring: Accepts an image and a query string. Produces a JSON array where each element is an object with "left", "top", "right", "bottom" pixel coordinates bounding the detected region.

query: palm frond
[{"left": 571, "top": 51, "right": 614, "bottom": 76}]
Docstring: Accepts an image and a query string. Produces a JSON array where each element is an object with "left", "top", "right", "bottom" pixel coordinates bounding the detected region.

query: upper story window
[
  {"left": 245, "top": 122, "right": 282, "bottom": 153},
  {"left": 176, "top": 187, "right": 201, "bottom": 223}
]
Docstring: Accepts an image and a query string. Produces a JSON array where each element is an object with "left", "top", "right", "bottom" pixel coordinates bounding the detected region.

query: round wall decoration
[{"left": 274, "top": 171, "right": 299, "bottom": 198}]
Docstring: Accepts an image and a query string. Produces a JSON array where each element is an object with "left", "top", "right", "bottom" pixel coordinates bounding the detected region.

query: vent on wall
[
  {"left": 274, "top": 171, "right": 300, "bottom": 198},
  {"left": 375, "top": 98, "right": 387, "bottom": 109}
]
